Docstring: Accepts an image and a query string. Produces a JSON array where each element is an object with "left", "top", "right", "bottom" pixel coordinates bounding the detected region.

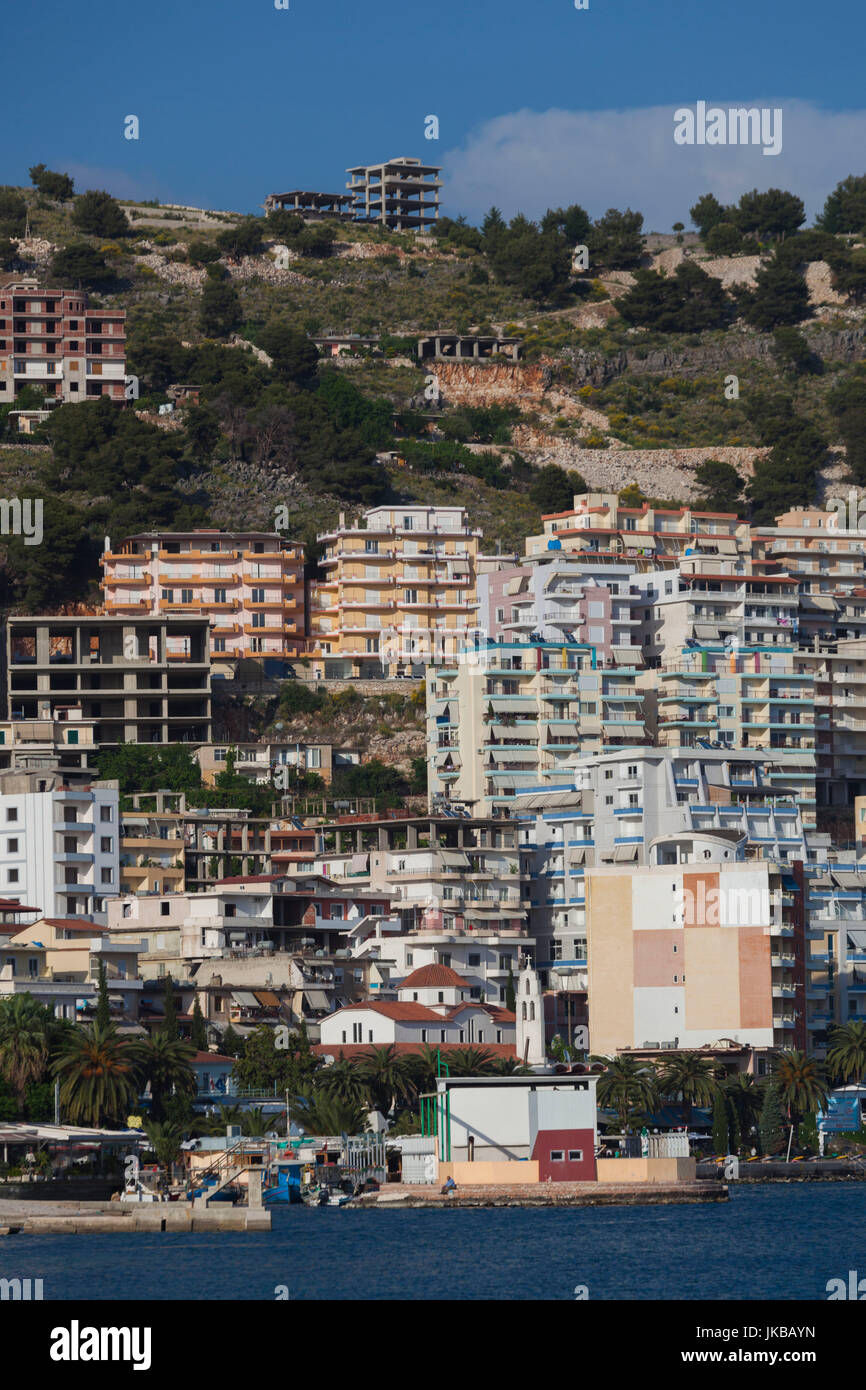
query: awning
[
  {"left": 505, "top": 576, "right": 528, "bottom": 596},
  {"left": 303, "top": 989, "right": 330, "bottom": 1012},
  {"left": 696, "top": 536, "right": 737, "bottom": 554},
  {"left": 439, "top": 850, "right": 470, "bottom": 868},
  {"left": 692, "top": 624, "right": 721, "bottom": 640},
  {"left": 801, "top": 595, "right": 839, "bottom": 612},
  {"left": 613, "top": 844, "right": 639, "bottom": 862},
  {"left": 808, "top": 872, "right": 834, "bottom": 889},
  {"left": 349, "top": 853, "right": 369, "bottom": 873},
  {"left": 254, "top": 990, "right": 281, "bottom": 1007},
  {"left": 781, "top": 873, "right": 799, "bottom": 891},
  {"left": 569, "top": 845, "right": 587, "bottom": 864},
  {"left": 832, "top": 870, "right": 865, "bottom": 890},
  {"left": 232, "top": 991, "right": 259, "bottom": 1008}
]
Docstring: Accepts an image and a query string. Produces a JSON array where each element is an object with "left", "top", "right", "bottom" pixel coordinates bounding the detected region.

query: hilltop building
[
  {"left": 346, "top": 157, "right": 441, "bottom": 231},
  {"left": 0, "top": 274, "right": 126, "bottom": 403}
]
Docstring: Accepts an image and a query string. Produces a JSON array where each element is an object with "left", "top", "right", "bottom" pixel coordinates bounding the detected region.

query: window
[
  {"left": 550, "top": 1150, "right": 565, "bottom": 1162},
  {"left": 468, "top": 953, "right": 480, "bottom": 967},
  {"left": 421, "top": 1029, "right": 428, "bottom": 1042},
  {"left": 160, "top": 901, "right": 170, "bottom": 917},
  {"left": 181, "top": 589, "right": 193, "bottom": 604},
  {"left": 352, "top": 1022, "right": 362, "bottom": 1043},
  {"left": 161, "top": 589, "right": 174, "bottom": 603},
  {"left": 567, "top": 1150, "right": 583, "bottom": 1162},
  {"left": 101, "top": 867, "right": 112, "bottom": 884},
  {"left": 7, "top": 839, "right": 17, "bottom": 853},
  {"left": 7, "top": 869, "right": 18, "bottom": 883},
  {"left": 100, "top": 837, "right": 112, "bottom": 853},
  {"left": 251, "top": 588, "right": 265, "bottom": 603},
  {"left": 6, "top": 808, "right": 17, "bottom": 822},
  {"left": 214, "top": 588, "right": 227, "bottom": 604},
  {"left": 100, "top": 806, "right": 112, "bottom": 822},
  {"left": 252, "top": 612, "right": 265, "bottom": 628}
]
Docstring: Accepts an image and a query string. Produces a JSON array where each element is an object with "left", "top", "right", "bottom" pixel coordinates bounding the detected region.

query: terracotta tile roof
[
  {"left": 39, "top": 918, "right": 107, "bottom": 932},
  {"left": 326, "top": 1000, "right": 444, "bottom": 1022},
  {"left": 312, "top": 1042, "right": 518, "bottom": 1060},
  {"left": 400, "top": 963, "right": 467, "bottom": 990}
]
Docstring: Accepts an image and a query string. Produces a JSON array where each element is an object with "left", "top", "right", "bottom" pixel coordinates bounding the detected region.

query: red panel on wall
[{"left": 531, "top": 1128, "right": 596, "bottom": 1182}]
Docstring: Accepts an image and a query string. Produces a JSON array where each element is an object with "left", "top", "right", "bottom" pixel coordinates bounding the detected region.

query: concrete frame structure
[
  {"left": 263, "top": 190, "right": 354, "bottom": 219},
  {"left": 6, "top": 615, "right": 212, "bottom": 748},
  {"left": 417, "top": 334, "right": 523, "bottom": 362},
  {"left": 0, "top": 274, "right": 126, "bottom": 404},
  {"left": 195, "top": 741, "right": 360, "bottom": 788},
  {"left": 346, "top": 157, "right": 441, "bottom": 231},
  {"left": 100, "top": 529, "right": 306, "bottom": 675}
]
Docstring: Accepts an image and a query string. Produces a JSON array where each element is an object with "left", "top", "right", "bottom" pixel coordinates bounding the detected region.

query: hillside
[{"left": 2, "top": 173, "right": 866, "bottom": 616}]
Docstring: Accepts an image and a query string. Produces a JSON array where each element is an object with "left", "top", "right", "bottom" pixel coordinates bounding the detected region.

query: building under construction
[{"left": 345, "top": 156, "right": 442, "bottom": 232}]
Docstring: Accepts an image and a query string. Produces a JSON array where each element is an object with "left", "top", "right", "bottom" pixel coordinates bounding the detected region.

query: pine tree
[
  {"left": 161, "top": 976, "right": 178, "bottom": 1040},
  {"left": 95, "top": 959, "right": 111, "bottom": 1031},
  {"left": 759, "top": 1084, "right": 786, "bottom": 1156},
  {"left": 190, "top": 998, "right": 207, "bottom": 1052},
  {"left": 712, "top": 1094, "right": 729, "bottom": 1154}
]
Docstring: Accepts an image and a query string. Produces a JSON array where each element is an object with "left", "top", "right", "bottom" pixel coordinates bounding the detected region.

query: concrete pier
[
  {"left": 352, "top": 1181, "right": 726, "bottom": 1209},
  {"left": 0, "top": 1198, "right": 271, "bottom": 1234}
]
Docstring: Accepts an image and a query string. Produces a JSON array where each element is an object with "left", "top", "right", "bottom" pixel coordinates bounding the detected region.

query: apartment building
[
  {"left": 512, "top": 747, "right": 809, "bottom": 989},
  {"left": 119, "top": 805, "right": 185, "bottom": 897},
  {"left": 6, "top": 616, "right": 211, "bottom": 748},
  {"left": 0, "top": 706, "right": 98, "bottom": 774},
  {"left": 426, "top": 640, "right": 646, "bottom": 814},
  {"left": 0, "top": 274, "right": 126, "bottom": 403},
  {"left": 794, "top": 640, "right": 866, "bottom": 813},
  {"left": 640, "top": 556, "right": 800, "bottom": 660},
  {"left": 805, "top": 862, "right": 866, "bottom": 1056},
  {"left": 312, "top": 505, "right": 481, "bottom": 679},
  {"left": 345, "top": 156, "right": 441, "bottom": 231},
  {"left": 641, "top": 645, "right": 817, "bottom": 824},
  {"left": 312, "top": 813, "right": 531, "bottom": 1004},
  {"left": 8, "top": 915, "right": 143, "bottom": 1019},
  {"left": 0, "top": 771, "right": 121, "bottom": 924},
  {"left": 752, "top": 506, "right": 866, "bottom": 646},
  {"left": 195, "top": 741, "right": 360, "bottom": 788},
  {"left": 478, "top": 556, "right": 647, "bottom": 665},
  {"left": 585, "top": 836, "right": 805, "bottom": 1056},
  {"left": 100, "top": 530, "right": 306, "bottom": 676},
  {"left": 525, "top": 493, "right": 751, "bottom": 566}
]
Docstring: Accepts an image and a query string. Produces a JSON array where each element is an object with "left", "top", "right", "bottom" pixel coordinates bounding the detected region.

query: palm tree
[
  {"left": 357, "top": 1045, "right": 417, "bottom": 1115},
  {"left": 724, "top": 1072, "right": 764, "bottom": 1150},
  {"left": 51, "top": 1024, "right": 140, "bottom": 1127},
  {"left": 593, "top": 1054, "right": 659, "bottom": 1134},
  {"left": 202, "top": 1103, "right": 245, "bottom": 1136},
  {"left": 316, "top": 1054, "right": 369, "bottom": 1108},
  {"left": 773, "top": 1049, "right": 829, "bottom": 1130},
  {"left": 143, "top": 1120, "right": 183, "bottom": 1176},
  {"left": 826, "top": 1021, "right": 866, "bottom": 1084},
  {"left": 491, "top": 1056, "right": 533, "bottom": 1076},
  {"left": 405, "top": 1044, "right": 447, "bottom": 1097},
  {"left": 241, "top": 1106, "right": 275, "bottom": 1137},
  {"left": 0, "top": 995, "right": 51, "bottom": 1111},
  {"left": 657, "top": 1053, "right": 719, "bottom": 1131},
  {"left": 293, "top": 1091, "right": 366, "bottom": 1137},
  {"left": 443, "top": 1047, "right": 497, "bottom": 1077},
  {"left": 133, "top": 1033, "right": 196, "bottom": 1123}
]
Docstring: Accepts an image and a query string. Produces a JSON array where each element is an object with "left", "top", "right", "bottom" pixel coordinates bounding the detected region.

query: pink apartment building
[
  {"left": 100, "top": 530, "right": 306, "bottom": 676},
  {"left": 0, "top": 274, "right": 126, "bottom": 403}
]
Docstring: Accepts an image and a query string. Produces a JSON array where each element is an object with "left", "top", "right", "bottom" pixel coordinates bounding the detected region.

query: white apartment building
[{"left": 0, "top": 771, "right": 121, "bottom": 925}]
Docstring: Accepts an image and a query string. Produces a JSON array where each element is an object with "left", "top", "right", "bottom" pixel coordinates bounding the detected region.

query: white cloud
[{"left": 441, "top": 100, "right": 866, "bottom": 230}]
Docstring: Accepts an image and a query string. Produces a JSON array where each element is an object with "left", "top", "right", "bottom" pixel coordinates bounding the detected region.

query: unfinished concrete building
[
  {"left": 418, "top": 334, "right": 523, "bottom": 363},
  {"left": 346, "top": 157, "right": 442, "bottom": 231},
  {"left": 5, "top": 616, "right": 212, "bottom": 748},
  {"left": 263, "top": 190, "right": 355, "bottom": 220}
]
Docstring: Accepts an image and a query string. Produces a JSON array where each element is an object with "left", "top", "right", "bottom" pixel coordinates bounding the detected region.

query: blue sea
[{"left": 2, "top": 1183, "right": 863, "bottom": 1300}]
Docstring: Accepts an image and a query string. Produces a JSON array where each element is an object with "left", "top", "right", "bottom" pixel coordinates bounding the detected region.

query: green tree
[
  {"left": 190, "top": 998, "right": 207, "bottom": 1052},
  {"left": 724, "top": 1073, "right": 763, "bottom": 1151},
  {"left": 505, "top": 964, "right": 517, "bottom": 1014},
  {"left": 52, "top": 1024, "right": 140, "bottom": 1127},
  {"left": 160, "top": 976, "right": 178, "bottom": 1040},
  {"left": 704, "top": 222, "right": 745, "bottom": 256},
  {"left": 735, "top": 187, "right": 805, "bottom": 242},
  {"left": 50, "top": 243, "right": 110, "bottom": 288},
  {"left": 772, "top": 326, "right": 816, "bottom": 374},
  {"left": 220, "top": 1024, "right": 245, "bottom": 1058},
  {"left": 0, "top": 995, "right": 51, "bottom": 1111},
  {"left": 293, "top": 1090, "right": 366, "bottom": 1136},
  {"left": 259, "top": 321, "right": 320, "bottom": 387},
  {"left": 316, "top": 1055, "right": 369, "bottom": 1109},
  {"left": 827, "top": 372, "right": 866, "bottom": 485},
  {"left": 143, "top": 1120, "right": 183, "bottom": 1174},
  {"left": 357, "top": 1044, "right": 417, "bottom": 1114},
  {"left": 657, "top": 1053, "right": 719, "bottom": 1130},
  {"left": 758, "top": 1083, "right": 786, "bottom": 1155},
  {"left": 96, "top": 744, "right": 203, "bottom": 795},
  {"left": 72, "top": 189, "right": 128, "bottom": 238},
  {"left": 216, "top": 217, "right": 265, "bottom": 260},
  {"left": 29, "top": 163, "right": 74, "bottom": 201},
  {"left": 0, "top": 237, "right": 16, "bottom": 270},
  {"left": 529, "top": 464, "right": 585, "bottom": 513},
  {"left": 826, "top": 1020, "right": 866, "bottom": 1083},
  {"left": 592, "top": 1054, "right": 658, "bottom": 1134},
  {"left": 0, "top": 188, "right": 27, "bottom": 236},
  {"left": 589, "top": 207, "right": 644, "bottom": 269},
  {"left": 739, "top": 257, "right": 811, "bottom": 330},
  {"left": 95, "top": 959, "right": 111, "bottom": 1031},
  {"left": 712, "top": 1093, "right": 729, "bottom": 1154},
  {"left": 746, "top": 394, "right": 827, "bottom": 522},
  {"left": 773, "top": 1049, "right": 829, "bottom": 1132},
  {"left": 135, "top": 1033, "right": 196, "bottom": 1124},
  {"left": 693, "top": 459, "right": 744, "bottom": 514},
  {"left": 617, "top": 261, "right": 731, "bottom": 332},
  {"left": 690, "top": 192, "right": 729, "bottom": 238},
  {"left": 187, "top": 239, "right": 222, "bottom": 265},
  {"left": 818, "top": 173, "right": 866, "bottom": 234},
  {"left": 199, "top": 270, "right": 241, "bottom": 338}
]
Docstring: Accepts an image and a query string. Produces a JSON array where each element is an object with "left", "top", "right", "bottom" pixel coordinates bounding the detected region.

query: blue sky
[{"left": 3, "top": 0, "right": 866, "bottom": 230}]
